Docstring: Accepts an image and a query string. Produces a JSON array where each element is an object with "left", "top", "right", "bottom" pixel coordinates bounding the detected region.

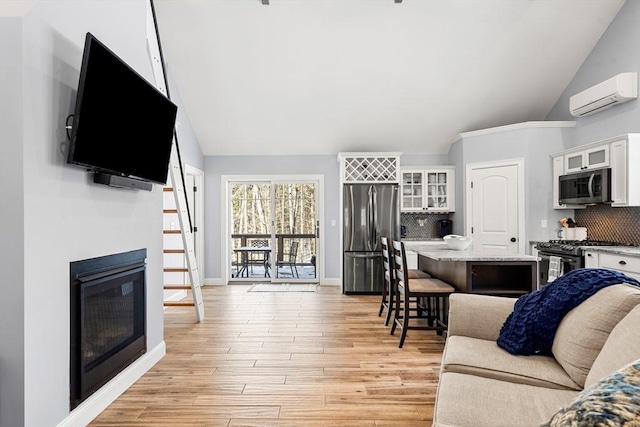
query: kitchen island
[{"left": 404, "top": 242, "right": 539, "bottom": 296}]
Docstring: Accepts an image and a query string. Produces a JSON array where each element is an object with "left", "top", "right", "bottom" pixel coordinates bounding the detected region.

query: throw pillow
[{"left": 544, "top": 359, "right": 640, "bottom": 427}]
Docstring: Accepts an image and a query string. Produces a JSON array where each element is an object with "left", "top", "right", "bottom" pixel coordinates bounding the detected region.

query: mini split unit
[{"left": 569, "top": 72, "right": 638, "bottom": 117}]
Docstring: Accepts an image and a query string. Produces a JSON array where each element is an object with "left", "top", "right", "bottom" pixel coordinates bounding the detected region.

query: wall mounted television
[{"left": 67, "top": 32, "right": 177, "bottom": 190}]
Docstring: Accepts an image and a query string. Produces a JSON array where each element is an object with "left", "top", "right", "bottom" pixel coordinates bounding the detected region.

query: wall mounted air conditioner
[{"left": 569, "top": 72, "right": 638, "bottom": 117}]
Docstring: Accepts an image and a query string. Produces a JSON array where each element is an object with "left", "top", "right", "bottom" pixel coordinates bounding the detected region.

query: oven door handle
[{"left": 538, "top": 254, "right": 579, "bottom": 265}]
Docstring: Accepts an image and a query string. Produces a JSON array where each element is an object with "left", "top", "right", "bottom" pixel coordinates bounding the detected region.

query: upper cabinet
[
  {"left": 610, "top": 134, "right": 640, "bottom": 207},
  {"left": 552, "top": 133, "right": 639, "bottom": 208},
  {"left": 338, "top": 152, "right": 401, "bottom": 184},
  {"left": 564, "top": 145, "right": 609, "bottom": 173},
  {"left": 400, "top": 166, "right": 455, "bottom": 212}
]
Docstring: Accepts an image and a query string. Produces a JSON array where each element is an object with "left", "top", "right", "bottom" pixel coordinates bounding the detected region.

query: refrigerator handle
[
  {"left": 371, "top": 186, "right": 379, "bottom": 250},
  {"left": 367, "top": 186, "right": 374, "bottom": 251}
]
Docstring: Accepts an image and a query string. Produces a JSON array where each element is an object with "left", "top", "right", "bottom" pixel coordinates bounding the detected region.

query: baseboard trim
[
  {"left": 57, "top": 341, "right": 166, "bottom": 427},
  {"left": 204, "top": 277, "right": 227, "bottom": 285}
]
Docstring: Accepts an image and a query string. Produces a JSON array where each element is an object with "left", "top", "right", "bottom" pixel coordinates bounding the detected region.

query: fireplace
[{"left": 70, "top": 249, "right": 147, "bottom": 410}]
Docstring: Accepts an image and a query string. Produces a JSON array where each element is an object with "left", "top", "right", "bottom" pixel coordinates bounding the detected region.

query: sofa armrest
[{"left": 447, "top": 293, "right": 517, "bottom": 341}]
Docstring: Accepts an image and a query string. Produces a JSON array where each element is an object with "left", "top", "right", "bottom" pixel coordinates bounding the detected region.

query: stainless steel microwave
[{"left": 559, "top": 167, "right": 612, "bottom": 205}]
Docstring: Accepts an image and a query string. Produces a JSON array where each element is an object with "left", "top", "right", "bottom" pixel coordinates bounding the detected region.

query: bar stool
[
  {"left": 390, "top": 240, "right": 455, "bottom": 348},
  {"left": 379, "top": 237, "right": 432, "bottom": 327}
]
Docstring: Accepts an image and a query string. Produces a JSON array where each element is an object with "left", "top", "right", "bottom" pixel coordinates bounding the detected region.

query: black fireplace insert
[{"left": 70, "top": 249, "right": 146, "bottom": 410}]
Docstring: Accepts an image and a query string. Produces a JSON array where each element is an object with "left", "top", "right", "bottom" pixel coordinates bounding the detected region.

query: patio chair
[
  {"left": 249, "top": 239, "right": 270, "bottom": 277},
  {"left": 277, "top": 241, "right": 299, "bottom": 278}
]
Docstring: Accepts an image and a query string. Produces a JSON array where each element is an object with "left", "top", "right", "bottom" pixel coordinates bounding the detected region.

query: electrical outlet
[{"left": 541, "top": 220, "right": 547, "bottom": 228}]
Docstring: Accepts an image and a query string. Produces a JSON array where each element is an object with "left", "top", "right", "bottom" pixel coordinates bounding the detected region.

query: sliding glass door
[
  {"left": 228, "top": 178, "right": 319, "bottom": 284},
  {"left": 229, "top": 182, "right": 272, "bottom": 281},
  {"left": 272, "top": 182, "right": 317, "bottom": 282}
]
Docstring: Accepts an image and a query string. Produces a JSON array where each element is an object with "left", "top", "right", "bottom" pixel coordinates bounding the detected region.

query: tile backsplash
[
  {"left": 401, "top": 212, "right": 450, "bottom": 239},
  {"left": 573, "top": 205, "right": 640, "bottom": 246}
]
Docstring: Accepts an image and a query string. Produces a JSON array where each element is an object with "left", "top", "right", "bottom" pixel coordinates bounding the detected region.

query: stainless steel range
[{"left": 536, "top": 240, "right": 625, "bottom": 286}]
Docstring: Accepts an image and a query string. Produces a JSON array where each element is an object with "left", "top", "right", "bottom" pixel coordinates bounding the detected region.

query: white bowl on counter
[{"left": 443, "top": 234, "right": 473, "bottom": 250}]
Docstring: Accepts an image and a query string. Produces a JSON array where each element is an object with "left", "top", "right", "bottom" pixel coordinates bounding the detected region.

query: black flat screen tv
[{"left": 67, "top": 32, "right": 177, "bottom": 186}]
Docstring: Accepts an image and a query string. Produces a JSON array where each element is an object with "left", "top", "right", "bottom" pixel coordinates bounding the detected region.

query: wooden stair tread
[
  {"left": 164, "top": 249, "right": 185, "bottom": 254},
  {"left": 164, "top": 285, "right": 192, "bottom": 290},
  {"left": 163, "top": 301, "right": 195, "bottom": 307},
  {"left": 163, "top": 187, "right": 173, "bottom": 192},
  {"left": 163, "top": 230, "right": 181, "bottom": 234},
  {"left": 163, "top": 209, "right": 178, "bottom": 214},
  {"left": 164, "top": 267, "right": 189, "bottom": 273}
]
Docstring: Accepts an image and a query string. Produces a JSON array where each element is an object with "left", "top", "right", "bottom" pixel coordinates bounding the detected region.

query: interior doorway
[
  {"left": 466, "top": 159, "right": 525, "bottom": 254},
  {"left": 224, "top": 175, "right": 322, "bottom": 284}
]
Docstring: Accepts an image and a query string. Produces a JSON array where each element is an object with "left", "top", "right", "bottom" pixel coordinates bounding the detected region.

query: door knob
[{"left": 510, "top": 237, "right": 517, "bottom": 242}]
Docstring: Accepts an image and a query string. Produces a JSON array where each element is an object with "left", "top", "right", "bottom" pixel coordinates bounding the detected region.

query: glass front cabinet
[
  {"left": 564, "top": 145, "right": 609, "bottom": 174},
  {"left": 400, "top": 167, "right": 455, "bottom": 212}
]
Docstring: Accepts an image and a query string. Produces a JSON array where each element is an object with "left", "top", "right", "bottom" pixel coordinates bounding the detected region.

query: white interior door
[
  {"left": 467, "top": 161, "right": 523, "bottom": 253},
  {"left": 185, "top": 166, "right": 205, "bottom": 284}
]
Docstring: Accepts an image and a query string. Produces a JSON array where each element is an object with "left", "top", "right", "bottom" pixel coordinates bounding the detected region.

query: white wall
[
  {"left": 0, "top": 16, "right": 26, "bottom": 427},
  {"left": 167, "top": 66, "right": 204, "bottom": 170},
  {"left": 203, "top": 152, "right": 448, "bottom": 283},
  {"left": 449, "top": 124, "right": 573, "bottom": 246},
  {"left": 204, "top": 155, "right": 341, "bottom": 280},
  {"left": 545, "top": 0, "right": 640, "bottom": 144},
  {"left": 449, "top": 0, "right": 640, "bottom": 245},
  {"left": 1, "top": 2, "right": 166, "bottom": 425}
]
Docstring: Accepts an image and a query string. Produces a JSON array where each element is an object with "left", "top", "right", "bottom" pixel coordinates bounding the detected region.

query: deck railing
[{"left": 231, "top": 233, "right": 316, "bottom": 264}]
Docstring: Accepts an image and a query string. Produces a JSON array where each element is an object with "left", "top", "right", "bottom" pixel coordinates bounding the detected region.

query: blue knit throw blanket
[{"left": 497, "top": 268, "right": 640, "bottom": 356}]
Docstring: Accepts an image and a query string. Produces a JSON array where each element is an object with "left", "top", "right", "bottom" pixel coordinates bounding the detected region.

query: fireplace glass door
[{"left": 70, "top": 249, "right": 146, "bottom": 409}]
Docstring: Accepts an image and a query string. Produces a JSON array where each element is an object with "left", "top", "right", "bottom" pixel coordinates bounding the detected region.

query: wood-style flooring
[{"left": 91, "top": 285, "right": 445, "bottom": 426}]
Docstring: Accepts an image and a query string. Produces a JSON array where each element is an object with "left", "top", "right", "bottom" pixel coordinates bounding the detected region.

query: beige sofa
[{"left": 432, "top": 283, "right": 640, "bottom": 427}]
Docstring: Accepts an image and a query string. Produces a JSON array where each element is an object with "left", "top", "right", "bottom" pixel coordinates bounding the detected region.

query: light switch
[
  {"left": 331, "top": 220, "right": 336, "bottom": 227},
  {"left": 541, "top": 220, "right": 547, "bottom": 228}
]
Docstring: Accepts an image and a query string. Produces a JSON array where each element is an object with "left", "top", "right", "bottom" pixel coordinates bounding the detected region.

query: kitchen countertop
[
  {"left": 403, "top": 242, "right": 539, "bottom": 262},
  {"left": 580, "top": 246, "right": 640, "bottom": 257}
]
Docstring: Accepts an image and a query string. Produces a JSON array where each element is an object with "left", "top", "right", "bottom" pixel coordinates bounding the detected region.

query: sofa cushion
[
  {"left": 544, "top": 360, "right": 640, "bottom": 427},
  {"left": 442, "top": 336, "right": 580, "bottom": 390},
  {"left": 433, "top": 372, "right": 577, "bottom": 427},
  {"left": 447, "top": 293, "right": 516, "bottom": 341},
  {"left": 552, "top": 284, "right": 640, "bottom": 388},
  {"left": 585, "top": 305, "right": 640, "bottom": 388},
  {"left": 498, "top": 269, "right": 639, "bottom": 356}
]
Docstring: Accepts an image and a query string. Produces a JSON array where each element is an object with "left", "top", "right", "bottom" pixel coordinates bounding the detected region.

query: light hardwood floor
[{"left": 91, "top": 285, "right": 445, "bottom": 426}]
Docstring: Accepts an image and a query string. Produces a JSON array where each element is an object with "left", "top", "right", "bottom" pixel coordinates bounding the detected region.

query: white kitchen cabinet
[
  {"left": 584, "top": 250, "right": 640, "bottom": 281},
  {"left": 610, "top": 134, "right": 640, "bottom": 207},
  {"left": 338, "top": 152, "right": 401, "bottom": 184},
  {"left": 584, "top": 250, "right": 599, "bottom": 268},
  {"left": 400, "top": 166, "right": 455, "bottom": 212},
  {"left": 552, "top": 133, "right": 639, "bottom": 209},
  {"left": 564, "top": 144, "right": 609, "bottom": 173},
  {"left": 400, "top": 170, "right": 424, "bottom": 210},
  {"left": 405, "top": 250, "right": 418, "bottom": 270}
]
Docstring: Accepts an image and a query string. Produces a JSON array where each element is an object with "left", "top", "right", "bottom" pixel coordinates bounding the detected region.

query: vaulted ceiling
[{"left": 154, "top": 0, "right": 625, "bottom": 156}]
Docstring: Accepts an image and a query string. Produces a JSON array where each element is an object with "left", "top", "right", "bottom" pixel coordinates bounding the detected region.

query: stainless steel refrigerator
[{"left": 343, "top": 184, "right": 400, "bottom": 294}]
